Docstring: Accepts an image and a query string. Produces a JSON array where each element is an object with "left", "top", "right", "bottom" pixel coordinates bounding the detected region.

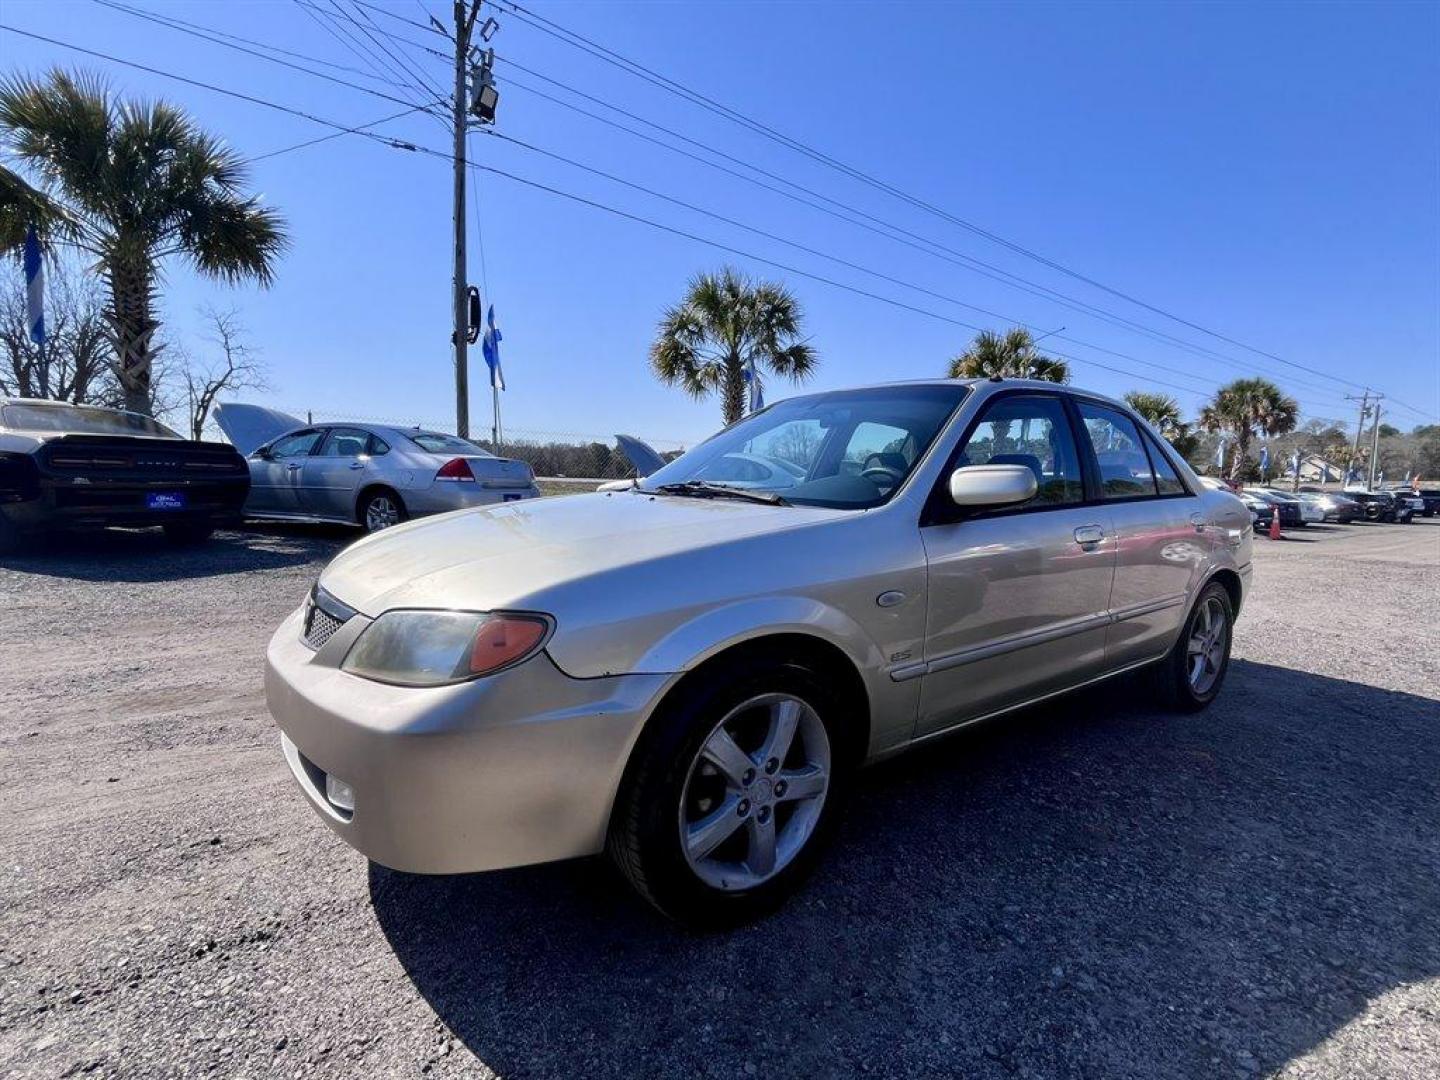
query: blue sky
[{"left": 3, "top": 0, "right": 1437, "bottom": 449}]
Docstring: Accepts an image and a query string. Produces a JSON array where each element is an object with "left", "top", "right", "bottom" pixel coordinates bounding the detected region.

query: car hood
[
  {"left": 318, "top": 490, "right": 842, "bottom": 616},
  {"left": 212, "top": 401, "right": 306, "bottom": 455}
]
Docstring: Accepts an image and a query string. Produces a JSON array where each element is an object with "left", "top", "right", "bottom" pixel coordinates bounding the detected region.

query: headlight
[{"left": 341, "top": 610, "right": 552, "bottom": 687}]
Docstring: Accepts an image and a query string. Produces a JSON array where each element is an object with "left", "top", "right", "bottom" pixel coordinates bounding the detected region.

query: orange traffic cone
[{"left": 1269, "top": 508, "right": 1282, "bottom": 541}]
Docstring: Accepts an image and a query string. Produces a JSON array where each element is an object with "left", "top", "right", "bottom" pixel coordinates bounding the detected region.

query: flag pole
[{"left": 492, "top": 381, "right": 501, "bottom": 450}]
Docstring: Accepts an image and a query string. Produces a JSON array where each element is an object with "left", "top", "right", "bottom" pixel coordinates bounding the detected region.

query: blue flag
[
  {"left": 481, "top": 305, "right": 504, "bottom": 391},
  {"left": 743, "top": 360, "right": 763, "bottom": 413},
  {"left": 24, "top": 225, "right": 44, "bottom": 345},
  {"left": 1259, "top": 445, "right": 1270, "bottom": 474}
]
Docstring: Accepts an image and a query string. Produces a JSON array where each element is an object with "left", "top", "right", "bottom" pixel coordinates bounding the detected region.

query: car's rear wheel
[
  {"left": 0, "top": 510, "right": 22, "bottom": 557},
  {"left": 1154, "top": 582, "right": 1234, "bottom": 712},
  {"left": 608, "top": 656, "right": 851, "bottom": 927},
  {"left": 163, "top": 522, "right": 216, "bottom": 545},
  {"left": 360, "top": 488, "right": 407, "bottom": 533}
]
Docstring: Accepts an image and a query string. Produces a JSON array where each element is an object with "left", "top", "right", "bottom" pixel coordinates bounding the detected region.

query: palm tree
[
  {"left": 650, "top": 267, "right": 817, "bottom": 425},
  {"left": 1199, "top": 377, "right": 1299, "bottom": 481},
  {"left": 948, "top": 327, "right": 1070, "bottom": 383},
  {"left": 0, "top": 70, "right": 287, "bottom": 414}
]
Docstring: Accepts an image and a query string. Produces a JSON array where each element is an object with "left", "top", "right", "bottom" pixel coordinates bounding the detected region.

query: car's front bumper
[{"left": 265, "top": 606, "right": 674, "bottom": 874}]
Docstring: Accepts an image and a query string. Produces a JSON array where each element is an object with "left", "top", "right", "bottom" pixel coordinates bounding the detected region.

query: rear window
[
  {"left": 406, "top": 431, "right": 491, "bottom": 456},
  {"left": 1, "top": 404, "right": 181, "bottom": 438}
]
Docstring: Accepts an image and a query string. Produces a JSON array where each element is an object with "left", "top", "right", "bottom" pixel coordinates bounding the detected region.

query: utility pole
[
  {"left": 1345, "top": 390, "right": 1372, "bottom": 485},
  {"left": 450, "top": 0, "right": 483, "bottom": 439},
  {"left": 1367, "top": 399, "right": 1384, "bottom": 490}
]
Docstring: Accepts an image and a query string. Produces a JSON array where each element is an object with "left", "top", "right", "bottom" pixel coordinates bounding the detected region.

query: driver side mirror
[
  {"left": 253, "top": 446, "right": 274, "bottom": 461},
  {"left": 948, "top": 464, "right": 1037, "bottom": 508}
]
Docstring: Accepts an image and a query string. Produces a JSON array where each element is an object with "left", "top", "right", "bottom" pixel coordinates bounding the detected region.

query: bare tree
[
  {"left": 181, "top": 306, "right": 266, "bottom": 440},
  {"left": 1, "top": 258, "right": 116, "bottom": 404}
]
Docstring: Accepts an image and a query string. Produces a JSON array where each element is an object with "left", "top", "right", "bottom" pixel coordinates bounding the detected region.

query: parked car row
[
  {"left": 1195, "top": 476, "right": 1427, "bottom": 531},
  {"left": 0, "top": 398, "right": 541, "bottom": 553}
]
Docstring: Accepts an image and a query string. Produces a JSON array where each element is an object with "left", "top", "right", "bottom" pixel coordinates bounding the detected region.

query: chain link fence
[{"left": 272, "top": 407, "right": 689, "bottom": 481}]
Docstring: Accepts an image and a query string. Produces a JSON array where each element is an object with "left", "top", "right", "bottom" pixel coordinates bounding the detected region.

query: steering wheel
[{"left": 860, "top": 454, "right": 904, "bottom": 486}]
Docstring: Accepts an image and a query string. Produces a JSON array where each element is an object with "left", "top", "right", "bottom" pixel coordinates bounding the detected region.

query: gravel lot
[{"left": 2, "top": 518, "right": 1437, "bottom": 1079}]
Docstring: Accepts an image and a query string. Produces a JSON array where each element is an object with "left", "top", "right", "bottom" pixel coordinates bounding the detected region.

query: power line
[
  {"left": 325, "top": 0, "right": 447, "bottom": 104},
  {"left": 90, "top": 0, "right": 443, "bottom": 117},
  {"left": 491, "top": 0, "right": 1430, "bottom": 411},
  {"left": 0, "top": 24, "right": 439, "bottom": 158},
  {"left": 248, "top": 104, "right": 433, "bottom": 163},
  {"left": 68, "top": 4, "right": 1394, "bottom": 414},
  {"left": 0, "top": 23, "right": 1385, "bottom": 422},
  {"left": 483, "top": 128, "right": 1326, "bottom": 407},
  {"left": 90, "top": 0, "right": 384, "bottom": 83},
  {"left": 493, "top": 57, "right": 1353, "bottom": 406}
]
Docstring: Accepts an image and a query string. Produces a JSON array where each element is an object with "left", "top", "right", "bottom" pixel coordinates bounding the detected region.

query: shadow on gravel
[
  {"left": 0, "top": 524, "right": 346, "bottom": 582},
  {"left": 371, "top": 661, "right": 1440, "bottom": 1080}
]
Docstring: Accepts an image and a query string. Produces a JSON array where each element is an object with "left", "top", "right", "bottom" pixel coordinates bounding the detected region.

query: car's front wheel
[{"left": 608, "top": 655, "right": 851, "bottom": 927}]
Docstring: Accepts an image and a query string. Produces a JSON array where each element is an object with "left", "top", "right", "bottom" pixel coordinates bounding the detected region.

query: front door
[
  {"left": 248, "top": 429, "right": 322, "bottom": 514},
  {"left": 301, "top": 427, "right": 373, "bottom": 521},
  {"left": 917, "top": 392, "right": 1116, "bottom": 735}
]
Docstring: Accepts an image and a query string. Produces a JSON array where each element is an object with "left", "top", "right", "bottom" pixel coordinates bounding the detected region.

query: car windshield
[
  {"left": 0, "top": 403, "right": 181, "bottom": 438},
  {"left": 639, "top": 384, "right": 970, "bottom": 509},
  {"left": 406, "top": 431, "right": 491, "bottom": 456}
]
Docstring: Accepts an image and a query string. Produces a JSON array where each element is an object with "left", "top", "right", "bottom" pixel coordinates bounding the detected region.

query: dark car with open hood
[{"left": 0, "top": 399, "right": 249, "bottom": 554}]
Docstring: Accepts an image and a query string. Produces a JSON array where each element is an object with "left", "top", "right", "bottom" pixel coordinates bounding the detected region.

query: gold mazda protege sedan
[{"left": 265, "top": 379, "right": 1252, "bottom": 925}]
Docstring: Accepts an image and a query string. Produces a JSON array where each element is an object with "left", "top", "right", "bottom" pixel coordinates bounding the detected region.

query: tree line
[{"left": 648, "top": 270, "right": 1437, "bottom": 482}]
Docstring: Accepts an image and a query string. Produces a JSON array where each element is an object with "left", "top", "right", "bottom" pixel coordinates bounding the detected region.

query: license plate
[{"left": 146, "top": 492, "right": 187, "bottom": 510}]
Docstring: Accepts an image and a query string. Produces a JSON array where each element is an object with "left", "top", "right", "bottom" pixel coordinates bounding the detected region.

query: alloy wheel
[
  {"left": 1186, "top": 596, "right": 1228, "bottom": 695},
  {"left": 365, "top": 496, "right": 400, "bottom": 532},
  {"left": 679, "top": 693, "right": 831, "bottom": 891}
]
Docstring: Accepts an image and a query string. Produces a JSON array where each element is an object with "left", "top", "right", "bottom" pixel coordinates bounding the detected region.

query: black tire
[
  {"left": 607, "top": 654, "right": 855, "bottom": 928},
  {"left": 359, "top": 488, "right": 407, "bottom": 533},
  {"left": 163, "top": 521, "right": 216, "bottom": 545},
  {"left": 1153, "top": 581, "right": 1234, "bottom": 713},
  {"left": 0, "top": 510, "right": 22, "bottom": 557}
]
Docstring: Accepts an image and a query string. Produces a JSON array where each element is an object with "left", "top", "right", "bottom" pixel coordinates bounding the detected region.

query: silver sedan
[
  {"left": 214, "top": 405, "right": 539, "bottom": 532},
  {"left": 264, "top": 379, "right": 1252, "bottom": 925}
]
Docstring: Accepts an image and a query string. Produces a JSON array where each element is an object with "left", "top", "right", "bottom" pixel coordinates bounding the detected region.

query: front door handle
[
  {"left": 286, "top": 463, "right": 303, "bottom": 471},
  {"left": 348, "top": 461, "right": 365, "bottom": 470},
  {"left": 1073, "top": 524, "right": 1105, "bottom": 546}
]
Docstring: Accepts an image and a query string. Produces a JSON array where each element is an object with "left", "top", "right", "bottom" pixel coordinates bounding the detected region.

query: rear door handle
[
  {"left": 286, "top": 463, "right": 303, "bottom": 471},
  {"left": 348, "top": 461, "right": 365, "bottom": 470},
  {"left": 1073, "top": 524, "right": 1105, "bottom": 546}
]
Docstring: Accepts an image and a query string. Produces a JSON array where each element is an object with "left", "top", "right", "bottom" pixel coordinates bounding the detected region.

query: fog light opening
[{"left": 325, "top": 773, "right": 356, "bottom": 815}]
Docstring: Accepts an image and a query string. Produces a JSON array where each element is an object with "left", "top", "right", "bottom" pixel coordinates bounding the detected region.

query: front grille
[
  {"left": 303, "top": 603, "right": 345, "bottom": 649},
  {"left": 301, "top": 587, "right": 357, "bottom": 651}
]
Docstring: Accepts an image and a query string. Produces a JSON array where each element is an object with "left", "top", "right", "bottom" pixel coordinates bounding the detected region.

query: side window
[
  {"left": 317, "top": 427, "right": 371, "bottom": 458},
  {"left": 368, "top": 434, "right": 390, "bottom": 456},
  {"left": 1077, "top": 403, "right": 1157, "bottom": 499},
  {"left": 1143, "top": 432, "right": 1187, "bottom": 495},
  {"left": 954, "top": 394, "right": 1084, "bottom": 507},
  {"left": 269, "top": 430, "right": 322, "bottom": 458}
]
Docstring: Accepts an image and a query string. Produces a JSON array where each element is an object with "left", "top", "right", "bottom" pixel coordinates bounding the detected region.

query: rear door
[
  {"left": 248, "top": 429, "right": 322, "bottom": 514},
  {"left": 300, "top": 427, "right": 373, "bottom": 520},
  {"left": 1073, "top": 399, "right": 1209, "bottom": 670},
  {"left": 916, "top": 391, "right": 1116, "bottom": 734}
]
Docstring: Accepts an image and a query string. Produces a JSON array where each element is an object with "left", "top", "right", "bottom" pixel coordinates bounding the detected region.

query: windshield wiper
[{"left": 647, "top": 480, "right": 789, "bottom": 506}]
